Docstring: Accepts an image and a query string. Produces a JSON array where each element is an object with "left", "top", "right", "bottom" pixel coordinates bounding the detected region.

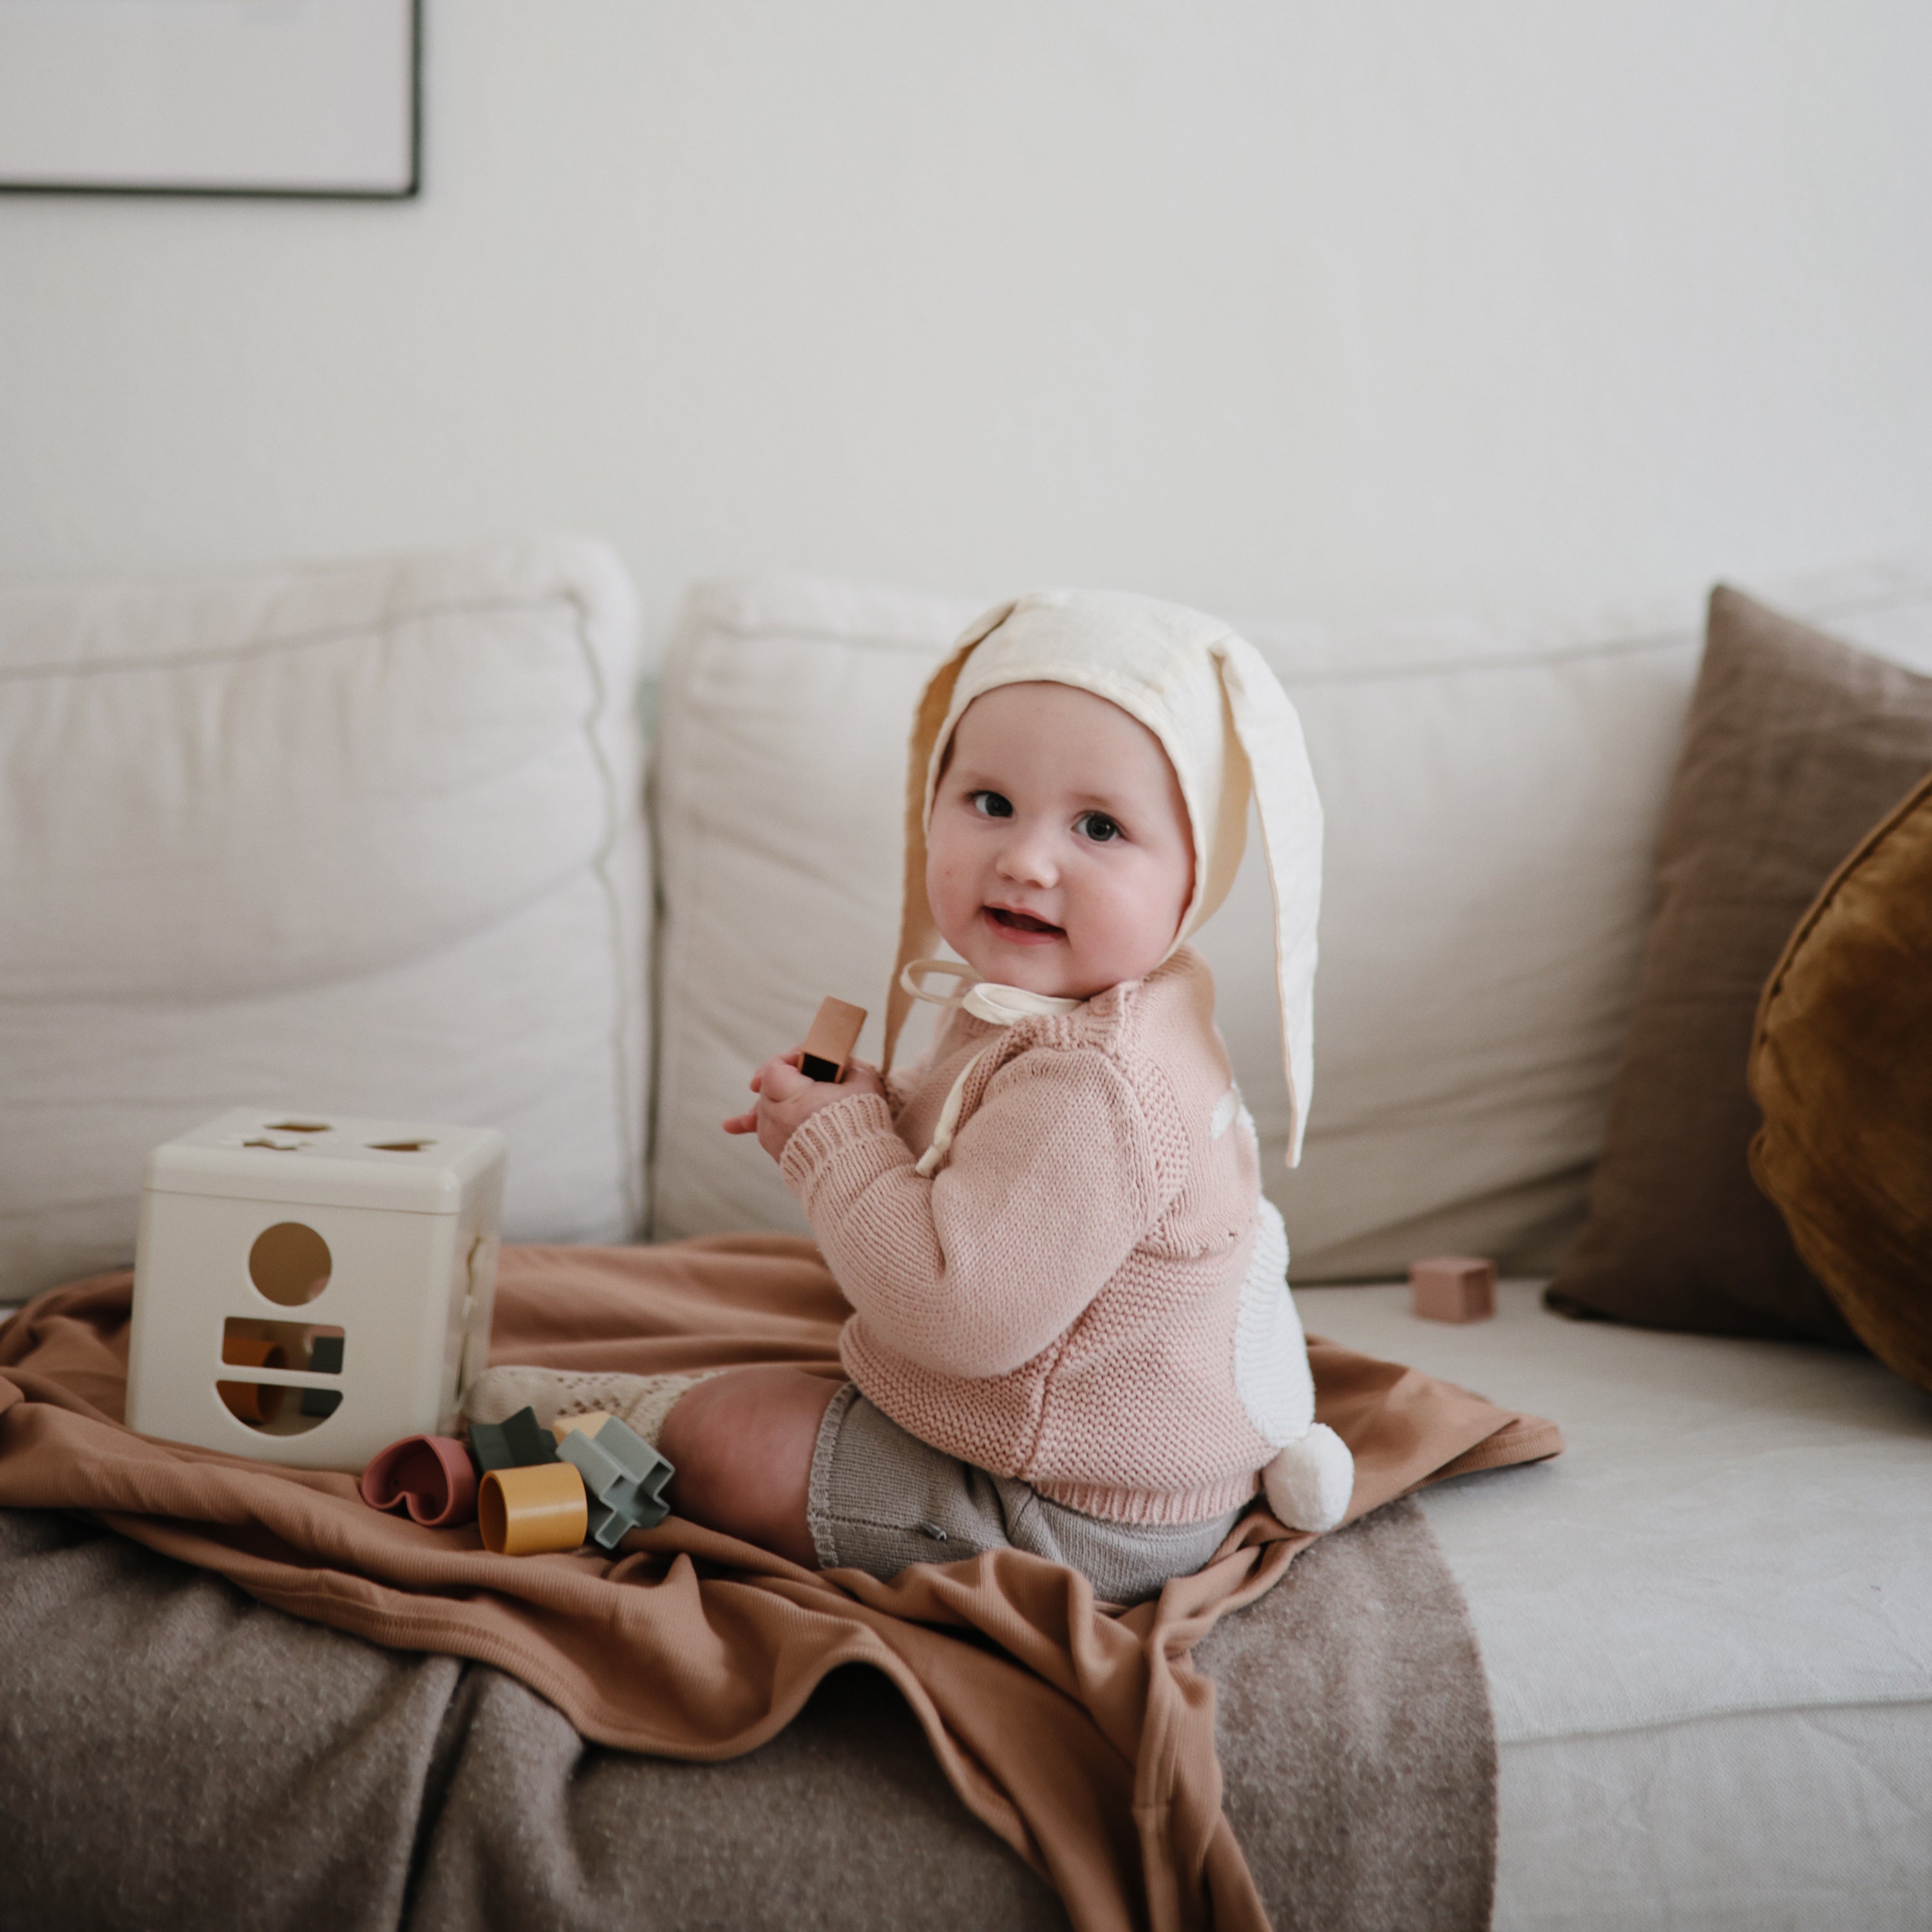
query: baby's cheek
[{"left": 1090, "top": 876, "right": 1182, "bottom": 979}]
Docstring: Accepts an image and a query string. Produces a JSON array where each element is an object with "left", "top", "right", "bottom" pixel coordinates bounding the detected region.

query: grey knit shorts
[{"left": 805, "top": 1383, "right": 1244, "bottom": 1606}]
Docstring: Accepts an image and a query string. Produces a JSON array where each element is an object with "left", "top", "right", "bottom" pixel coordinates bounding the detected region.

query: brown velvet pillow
[
  {"left": 1546, "top": 586, "right": 1932, "bottom": 1343},
  {"left": 1749, "top": 770, "right": 1932, "bottom": 1390}
]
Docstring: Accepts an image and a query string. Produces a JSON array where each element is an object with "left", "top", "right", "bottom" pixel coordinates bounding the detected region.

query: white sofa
[{"left": 3, "top": 538, "right": 1929, "bottom": 1929}]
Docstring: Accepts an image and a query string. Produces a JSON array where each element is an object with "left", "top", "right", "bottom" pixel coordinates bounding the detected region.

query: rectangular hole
[
  {"left": 220, "top": 1318, "right": 344, "bottom": 1373},
  {"left": 218, "top": 1321, "right": 345, "bottom": 1429}
]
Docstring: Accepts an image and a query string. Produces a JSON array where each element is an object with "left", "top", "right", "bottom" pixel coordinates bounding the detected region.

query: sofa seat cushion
[
  {"left": 1304, "top": 1281, "right": 1932, "bottom": 1932},
  {"left": 1750, "top": 768, "right": 1932, "bottom": 1390}
]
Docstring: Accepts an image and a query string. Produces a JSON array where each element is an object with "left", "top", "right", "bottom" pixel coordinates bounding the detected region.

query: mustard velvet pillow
[{"left": 1750, "top": 770, "right": 1932, "bottom": 1392}]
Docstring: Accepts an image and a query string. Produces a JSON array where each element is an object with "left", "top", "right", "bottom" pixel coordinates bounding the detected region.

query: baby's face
[{"left": 926, "top": 681, "right": 1195, "bottom": 999}]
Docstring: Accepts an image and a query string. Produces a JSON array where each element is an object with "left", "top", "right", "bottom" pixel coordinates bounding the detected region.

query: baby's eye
[
  {"left": 1075, "top": 811, "right": 1122, "bottom": 844},
  {"left": 970, "top": 790, "right": 1014, "bottom": 819}
]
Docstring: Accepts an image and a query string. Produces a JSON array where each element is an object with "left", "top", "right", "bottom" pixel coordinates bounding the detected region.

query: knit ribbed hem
[
  {"left": 1030, "top": 1469, "right": 1262, "bottom": 1526},
  {"left": 779, "top": 1092, "right": 903, "bottom": 1200},
  {"left": 804, "top": 1380, "right": 861, "bottom": 1571}
]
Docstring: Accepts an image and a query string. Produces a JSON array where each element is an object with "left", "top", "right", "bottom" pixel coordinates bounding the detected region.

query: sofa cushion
[
  {"left": 1546, "top": 589, "right": 1932, "bottom": 1342},
  {"left": 1749, "top": 768, "right": 1932, "bottom": 1388},
  {"left": 0, "top": 536, "right": 649, "bottom": 1298},
  {"left": 647, "top": 565, "right": 1932, "bottom": 1278}
]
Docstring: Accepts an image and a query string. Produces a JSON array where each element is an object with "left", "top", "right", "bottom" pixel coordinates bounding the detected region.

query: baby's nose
[{"left": 996, "top": 826, "right": 1059, "bottom": 885}]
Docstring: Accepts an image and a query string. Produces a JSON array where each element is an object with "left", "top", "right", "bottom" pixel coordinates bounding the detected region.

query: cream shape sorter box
[{"left": 126, "top": 1110, "right": 507, "bottom": 1470}]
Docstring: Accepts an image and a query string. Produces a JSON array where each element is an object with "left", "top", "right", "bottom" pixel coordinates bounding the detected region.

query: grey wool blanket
[{"left": 0, "top": 1494, "right": 1493, "bottom": 1931}]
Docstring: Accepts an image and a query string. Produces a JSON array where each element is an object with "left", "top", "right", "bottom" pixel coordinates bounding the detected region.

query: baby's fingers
[
  {"left": 761, "top": 1057, "right": 814, "bottom": 1103},
  {"left": 722, "top": 1108, "right": 759, "bottom": 1135},
  {"left": 749, "top": 1050, "right": 807, "bottom": 1095}
]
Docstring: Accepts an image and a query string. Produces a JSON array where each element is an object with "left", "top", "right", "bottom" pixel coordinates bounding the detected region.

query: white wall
[{"left": 2, "top": 1, "right": 1929, "bottom": 643}]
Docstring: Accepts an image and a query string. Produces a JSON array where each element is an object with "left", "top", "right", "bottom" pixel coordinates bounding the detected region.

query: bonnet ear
[
  {"left": 1211, "top": 631, "right": 1323, "bottom": 1167},
  {"left": 882, "top": 601, "right": 1017, "bottom": 1074}
]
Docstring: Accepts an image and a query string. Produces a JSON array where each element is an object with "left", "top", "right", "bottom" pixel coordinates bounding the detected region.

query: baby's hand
[{"left": 722, "top": 1053, "right": 887, "bottom": 1162}]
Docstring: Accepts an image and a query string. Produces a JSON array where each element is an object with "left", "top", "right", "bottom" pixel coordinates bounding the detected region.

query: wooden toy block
[
  {"left": 126, "top": 1108, "right": 506, "bottom": 1472},
  {"left": 1410, "top": 1255, "right": 1497, "bottom": 1323},
  {"left": 554, "top": 1414, "right": 676, "bottom": 1549},
  {"left": 359, "top": 1434, "right": 478, "bottom": 1528},
  {"left": 468, "top": 1405, "right": 559, "bottom": 1472},
  {"left": 550, "top": 1412, "right": 611, "bottom": 1443},
  {"left": 799, "top": 996, "right": 867, "bottom": 1083},
  {"left": 477, "top": 1461, "right": 588, "bottom": 1556}
]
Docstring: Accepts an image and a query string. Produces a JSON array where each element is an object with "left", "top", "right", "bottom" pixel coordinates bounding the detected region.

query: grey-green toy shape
[
  {"left": 467, "top": 1406, "right": 558, "bottom": 1472},
  {"left": 300, "top": 1333, "right": 346, "bottom": 1419},
  {"left": 554, "top": 1415, "right": 675, "bottom": 1549}
]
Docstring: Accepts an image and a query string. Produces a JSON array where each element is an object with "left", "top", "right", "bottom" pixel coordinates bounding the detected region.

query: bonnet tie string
[{"left": 897, "top": 961, "right": 1080, "bottom": 1175}]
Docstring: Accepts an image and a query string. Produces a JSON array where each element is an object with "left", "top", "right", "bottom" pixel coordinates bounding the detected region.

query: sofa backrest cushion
[
  {"left": 1547, "top": 587, "right": 1932, "bottom": 1343},
  {"left": 650, "top": 564, "right": 1932, "bottom": 1281},
  {"left": 0, "top": 536, "right": 649, "bottom": 1299}
]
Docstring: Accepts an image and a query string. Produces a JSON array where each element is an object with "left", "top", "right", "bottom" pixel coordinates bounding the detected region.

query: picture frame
[{"left": 0, "top": 0, "right": 421, "bottom": 201}]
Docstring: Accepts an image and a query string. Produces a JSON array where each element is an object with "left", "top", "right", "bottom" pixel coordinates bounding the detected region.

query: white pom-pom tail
[{"left": 1262, "top": 1423, "right": 1354, "bottom": 1532}]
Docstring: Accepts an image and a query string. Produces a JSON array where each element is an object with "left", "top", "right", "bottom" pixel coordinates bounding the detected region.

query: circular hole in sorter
[
  {"left": 366, "top": 1139, "right": 435, "bottom": 1153},
  {"left": 264, "top": 1120, "right": 331, "bottom": 1134},
  {"left": 249, "top": 1222, "right": 333, "bottom": 1306}
]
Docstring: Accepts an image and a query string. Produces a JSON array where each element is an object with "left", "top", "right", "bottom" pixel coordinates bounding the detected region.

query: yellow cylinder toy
[{"left": 477, "top": 1462, "right": 588, "bottom": 1556}]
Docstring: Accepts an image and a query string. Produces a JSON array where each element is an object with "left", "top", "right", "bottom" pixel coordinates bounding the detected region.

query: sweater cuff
[{"left": 779, "top": 1091, "right": 906, "bottom": 1202}]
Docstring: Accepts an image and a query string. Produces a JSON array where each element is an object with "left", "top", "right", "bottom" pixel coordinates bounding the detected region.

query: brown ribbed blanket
[{"left": 0, "top": 1238, "right": 1560, "bottom": 1931}]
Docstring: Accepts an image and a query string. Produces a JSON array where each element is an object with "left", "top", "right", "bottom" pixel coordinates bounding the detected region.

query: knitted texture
[
  {"left": 781, "top": 948, "right": 1276, "bottom": 1524},
  {"left": 463, "top": 1366, "right": 719, "bottom": 1446}
]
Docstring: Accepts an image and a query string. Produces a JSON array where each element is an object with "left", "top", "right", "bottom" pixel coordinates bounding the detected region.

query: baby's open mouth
[{"left": 987, "top": 906, "right": 1064, "bottom": 937}]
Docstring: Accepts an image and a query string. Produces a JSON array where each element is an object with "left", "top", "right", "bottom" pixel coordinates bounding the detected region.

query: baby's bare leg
[{"left": 658, "top": 1367, "right": 840, "bottom": 1569}]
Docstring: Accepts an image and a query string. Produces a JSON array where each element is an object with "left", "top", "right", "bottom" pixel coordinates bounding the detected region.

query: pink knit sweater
[{"left": 779, "top": 947, "right": 1275, "bottom": 1524}]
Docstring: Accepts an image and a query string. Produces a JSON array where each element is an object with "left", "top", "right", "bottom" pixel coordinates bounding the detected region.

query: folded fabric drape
[{"left": 0, "top": 1240, "right": 1560, "bottom": 1932}]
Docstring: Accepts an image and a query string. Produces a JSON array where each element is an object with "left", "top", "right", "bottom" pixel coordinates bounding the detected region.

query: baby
[{"left": 471, "top": 589, "right": 1352, "bottom": 1602}]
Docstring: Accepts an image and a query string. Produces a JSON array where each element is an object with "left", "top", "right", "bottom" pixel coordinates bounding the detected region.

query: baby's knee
[
  {"left": 659, "top": 1368, "right": 836, "bottom": 1546},
  {"left": 663, "top": 1367, "right": 827, "bottom": 1459}
]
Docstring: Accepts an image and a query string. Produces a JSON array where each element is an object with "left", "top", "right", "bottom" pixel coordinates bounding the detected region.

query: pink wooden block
[{"left": 1410, "top": 1255, "right": 1497, "bottom": 1323}]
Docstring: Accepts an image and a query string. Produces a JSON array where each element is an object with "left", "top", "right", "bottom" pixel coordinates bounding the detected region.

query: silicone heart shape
[{"left": 358, "top": 1434, "right": 478, "bottom": 1528}]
